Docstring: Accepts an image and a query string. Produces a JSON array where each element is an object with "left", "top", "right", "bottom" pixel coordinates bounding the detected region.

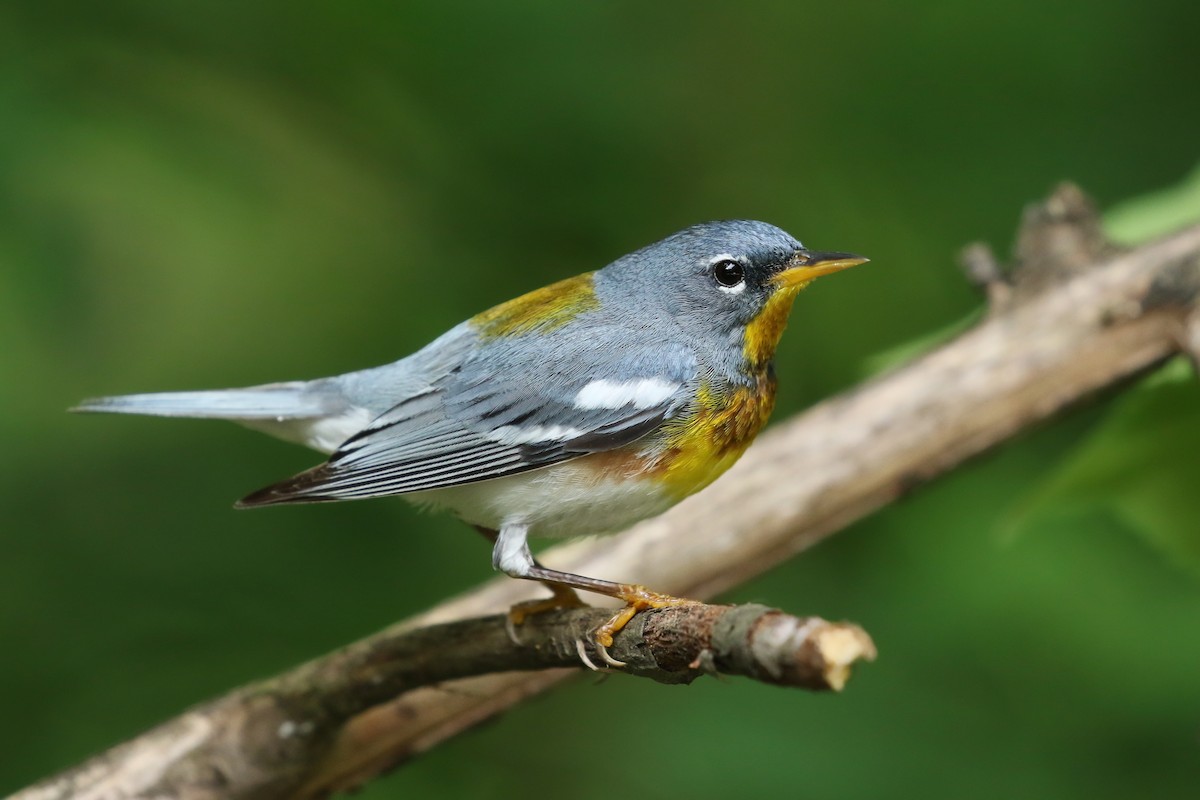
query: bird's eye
[{"left": 712, "top": 259, "right": 745, "bottom": 288}]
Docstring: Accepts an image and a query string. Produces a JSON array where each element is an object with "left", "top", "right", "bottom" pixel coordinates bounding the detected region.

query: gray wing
[{"left": 237, "top": 328, "right": 696, "bottom": 505}]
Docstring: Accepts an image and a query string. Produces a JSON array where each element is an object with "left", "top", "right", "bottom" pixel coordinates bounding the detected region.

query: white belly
[{"left": 409, "top": 458, "right": 675, "bottom": 538}]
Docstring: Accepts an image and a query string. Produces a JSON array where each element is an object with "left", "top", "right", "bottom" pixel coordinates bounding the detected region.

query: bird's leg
[
  {"left": 475, "top": 526, "right": 586, "bottom": 626},
  {"left": 491, "top": 523, "right": 695, "bottom": 668}
]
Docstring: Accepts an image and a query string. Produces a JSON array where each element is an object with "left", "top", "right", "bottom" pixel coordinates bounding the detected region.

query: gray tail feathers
[{"left": 71, "top": 382, "right": 338, "bottom": 421}]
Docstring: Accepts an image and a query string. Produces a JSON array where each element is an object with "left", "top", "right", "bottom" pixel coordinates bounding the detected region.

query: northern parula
[{"left": 75, "top": 220, "right": 866, "bottom": 665}]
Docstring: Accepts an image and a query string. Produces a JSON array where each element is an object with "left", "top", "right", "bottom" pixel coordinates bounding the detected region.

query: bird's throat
[{"left": 742, "top": 283, "right": 805, "bottom": 370}]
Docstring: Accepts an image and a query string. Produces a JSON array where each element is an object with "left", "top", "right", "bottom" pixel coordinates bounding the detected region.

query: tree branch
[
  {"left": 16, "top": 606, "right": 874, "bottom": 800},
  {"left": 16, "top": 185, "right": 1200, "bottom": 800}
]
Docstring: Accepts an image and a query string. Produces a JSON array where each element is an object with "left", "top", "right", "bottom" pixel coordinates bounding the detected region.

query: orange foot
[
  {"left": 589, "top": 585, "right": 696, "bottom": 669},
  {"left": 505, "top": 583, "right": 588, "bottom": 644}
]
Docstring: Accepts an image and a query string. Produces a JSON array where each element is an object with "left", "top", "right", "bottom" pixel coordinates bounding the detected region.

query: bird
[{"left": 74, "top": 220, "right": 867, "bottom": 667}]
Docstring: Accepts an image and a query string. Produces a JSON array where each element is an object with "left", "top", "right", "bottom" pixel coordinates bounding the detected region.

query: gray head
[{"left": 597, "top": 220, "right": 866, "bottom": 350}]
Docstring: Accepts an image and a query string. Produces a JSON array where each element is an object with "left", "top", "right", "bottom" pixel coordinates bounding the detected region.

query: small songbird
[{"left": 75, "top": 220, "right": 867, "bottom": 666}]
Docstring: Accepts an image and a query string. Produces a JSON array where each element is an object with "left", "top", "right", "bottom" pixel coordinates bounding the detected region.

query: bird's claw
[
  {"left": 510, "top": 582, "right": 695, "bottom": 671},
  {"left": 595, "top": 641, "right": 628, "bottom": 668},
  {"left": 505, "top": 583, "right": 587, "bottom": 645},
  {"left": 575, "top": 585, "right": 695, "bottom": 670},
  {"left": 575, "top": 638, "right": 603, "bottom": 671},
  {"left": 504, "top": 614, "right": 523, "bottom": 646},
  {"left": 573, "top": 637, "right": 625, "bottom": 671}
]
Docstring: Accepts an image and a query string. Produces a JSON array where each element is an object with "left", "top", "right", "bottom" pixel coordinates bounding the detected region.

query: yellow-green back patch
[{"left": 472, "top": 272, "right": 599, "bottom": 338}]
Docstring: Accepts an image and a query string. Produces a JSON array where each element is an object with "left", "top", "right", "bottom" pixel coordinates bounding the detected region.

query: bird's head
[{"left": 602, "top": 220, "right": 868, "bottom": 369}]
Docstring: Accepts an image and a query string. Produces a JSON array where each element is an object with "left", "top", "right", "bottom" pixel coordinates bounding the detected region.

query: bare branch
[
  {"left": 15, "top": 606, "right": 873, "bottom": 800},
  {"left": 15, "top": 185, "right": 1200, "bottom": 800}
]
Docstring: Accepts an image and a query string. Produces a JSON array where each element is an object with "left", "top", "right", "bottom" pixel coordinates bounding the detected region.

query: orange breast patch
[{"left": 654, "top": 373, "right": 778, "bottom": 499}]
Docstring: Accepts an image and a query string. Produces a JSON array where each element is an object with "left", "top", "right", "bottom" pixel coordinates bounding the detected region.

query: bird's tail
[
  {"left": 71, "top": 381, "right": 367, "bottom": 454},
  {"left": 71, "top": 382, "right": 335, "bottom": 421}
]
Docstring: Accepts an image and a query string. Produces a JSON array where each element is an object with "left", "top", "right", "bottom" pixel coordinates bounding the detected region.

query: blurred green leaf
[
  {"left": 862, "top": 165, "right": 1200, "bottom": 575},
  {"left": 1105, "top": 162, "right": 1200, "bottom": 244},
  {"left": 1003, "top": 357, "right": 1200, "bottom": 576},
  {"left": 865, "top": 164, "right": 1200, "bottom": 378},
  {"left": 1000, "top": 167, "right": 1200, "bottom": 574}
]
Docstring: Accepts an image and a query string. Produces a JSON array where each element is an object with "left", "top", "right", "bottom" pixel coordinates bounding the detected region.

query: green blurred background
[{"left": 3, "top": 2, "right": 1199, "bottom": 797}]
